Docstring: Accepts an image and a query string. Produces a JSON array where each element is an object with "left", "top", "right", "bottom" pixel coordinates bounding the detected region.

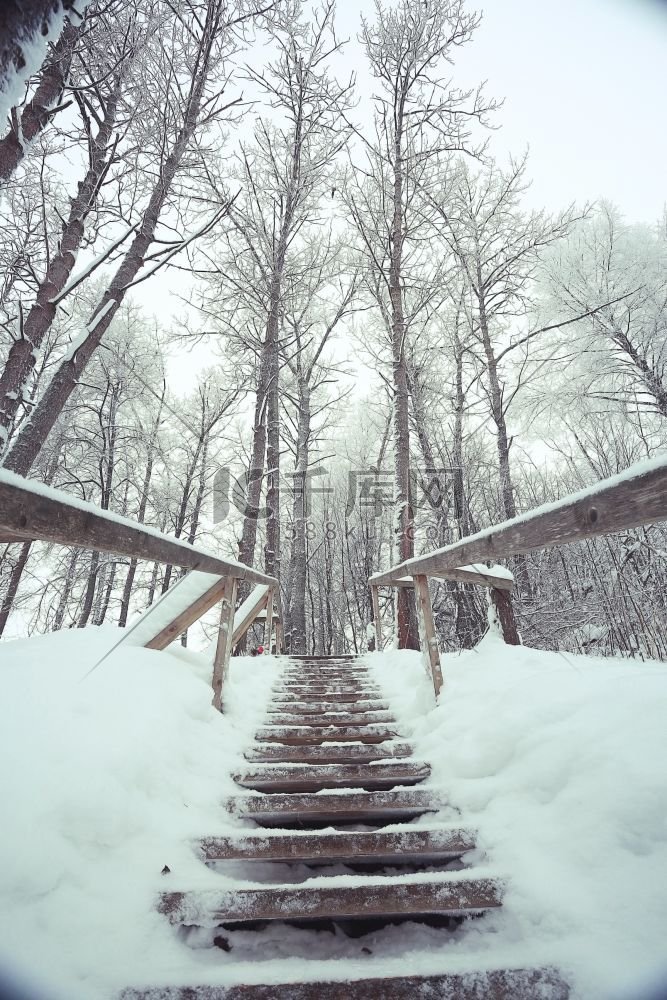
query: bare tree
[
  {"left": 2, "top": 0, "right": 262, "bottom": 476},
  {"left": 348, "top": 0, "right": 495, "bottom": 647}
]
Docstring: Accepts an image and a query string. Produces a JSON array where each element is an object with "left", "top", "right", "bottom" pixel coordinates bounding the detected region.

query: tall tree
[{"left": 349, "top": 0, "right": 494, "bottom": 647}]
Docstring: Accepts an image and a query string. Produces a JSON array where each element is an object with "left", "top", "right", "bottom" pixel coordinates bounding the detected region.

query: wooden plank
[
  {"left": 0, "top": 471, "right": 275, "bottom": 586},
  {"left": 370, "top": 584, "right": 383, "bottom": 650},
  {"left": 254, "top": 725, "right": 401, "bottom": 745},
  {"left": 244, "top": 742, "right": 415, "bottom": 764},
  {"left": 145, "top": 577, "right": 230, "bottom": 651},
  {"left": 157, "top": 876, "right": 503, "bottom": 923},
  {"left": 120, "top": 967, "right": 570, "bottom": 1000},
  {"left": 234, "top": 760, "right": 430, "bottom": 792},
  {"left": 212, "top": 577, "right": 238, "bottom": 712},
  {"left": 231, "top": 586, "right": 269, "bottom": 646},
  {"left": 370, "top": 457, "right": 667, "bottom": 586},
  {"left": 413, "top": 574, "right": 443, "bottom": 698},
  {"left": 382, "top": 567, "right": 513, "bottom": 591},
  {"left": 223, "top": 788, "right": 442, "bottom": 823},
  {"left": 264, "top": 587, "right": 274, "bottom": 651},
  {"left": 199, "top": 826, "right": 476, "bottom": 863}
]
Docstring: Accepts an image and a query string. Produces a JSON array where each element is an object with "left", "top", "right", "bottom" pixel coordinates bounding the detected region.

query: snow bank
[
  {"left": 371, "top": 640, "right": 667, "bottom": 1000},
  {"left": 0, "top": 628, "right": 278, "bottom": 999}
]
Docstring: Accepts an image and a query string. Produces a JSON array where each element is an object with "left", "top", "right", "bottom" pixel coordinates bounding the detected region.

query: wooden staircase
[{"left": 122, "top": 655, "right": 569, "bottom": 999}]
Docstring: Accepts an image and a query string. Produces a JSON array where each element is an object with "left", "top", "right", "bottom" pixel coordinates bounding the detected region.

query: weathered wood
[
  {"left": 255, "top": 725, "right": 401, "bottom": 745},
  {"left": 489, "top": 587, "right": 521, "bottom": 645},
  {"left": 199, "top": 826, "right": 475, "bottom": 864},
  {"left": 231, "top": 586, "right": 269, "bottom": 646},
  {"left": 234, "top": 760, "right": 430, "bottom": 792},
  {"left": 268, "top": 711, "right": 396, "bottom": 727},
  {"left": 385, "top": 567, "right": 513, "bottom": 591},
  {"left": 120, "top": 967, "right": 570, "bottom": 1000},
  {"left": 0, "top": 471, "right": 275, "bottom": 586},
  {"left": 145, "top": 578, "right": 230, "bottom": 651},
  {"left": 158, "top": 875, "right": 503, "bottom": 923},
  {"left": 244, "top": 741, "right": 415, "bottom": 764},
  {"left": 211, "top": 577, "right": 238, "bottom": 712},
  {"left": 370, "top": 584, "right": 383, "bottom": 650},
  {"left": 413, "top": 574, "right": 443, "bottom": 698},
  {"left": 223, "top": 788, "right": 442, "bottom": 824},
  {"left": 264, "top": 587, "right": 273, "bottom": 653},
  {"left": 369, "top": 456, "right": 667, "bottom": 586}
]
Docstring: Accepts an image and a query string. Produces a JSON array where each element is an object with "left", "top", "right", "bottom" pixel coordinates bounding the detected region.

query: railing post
[
  {"left": 370, "top": 584, "right": 383, "bottom": 651},
  {"left": 412, "top": 574, "right": 443, "bottom": 698},
  {"left": 264, "top": 587, "right": 274, "bottom": 653},
  {"left": 489, "top": 586, "right": 521, "bottom": 645},
  {"left": 211, "top": 575, "right": 238, "bottom": 712}
]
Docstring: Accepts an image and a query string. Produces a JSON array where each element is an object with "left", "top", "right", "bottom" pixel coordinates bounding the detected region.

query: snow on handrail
[
  {"left": 370, "top": 453, "right": 667, "bottom": 587},
  {"left": 0, "top": 469, "right": 276, "bottom": 588}
]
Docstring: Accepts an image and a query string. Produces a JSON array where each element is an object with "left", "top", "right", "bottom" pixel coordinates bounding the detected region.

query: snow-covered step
[
  {"left": 234, "top": 760, "right": 430, "bottom": 792},
  {"left": 158, "top": 874, "right": 503, "bottom": 925},
  {"left": 267, "top": 698, "right": 389, "bottom": 716},
  {"left": 272, "top": 691, "right": 382, "bottom": 705},
  {"left": 280, "top": 671, "right": 373, "bottom": 682},
  {"left": 244, "top": 741, "right": 415, "bottom": 765},
  {"left": 199, "top": 826, "right": 476, "bottom": 865},
  {"left": 268, "top": 711, "right": 396, "bottom": 727},
  {"left": 275, "top": 683, "right": 382, "bottom": 696},
  {"left": 120, "top": 966, "right": 570, "bottom": 1000},
  {"left": 255, "top": 725, "right": 401, "bottom": 745},
  {"left": 269, "top": 699, "right": 390, "bottom": 714},
  {"left": 223, "top": 788, "right": 444, "bottom": 824}
]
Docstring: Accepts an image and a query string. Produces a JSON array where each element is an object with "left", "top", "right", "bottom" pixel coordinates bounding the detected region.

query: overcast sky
[
  {"left": 335, "top": 0, "right": 666, "bottom": 222},
  {"left": 150, "top": 0, "right": 667, "bottom": 390}
]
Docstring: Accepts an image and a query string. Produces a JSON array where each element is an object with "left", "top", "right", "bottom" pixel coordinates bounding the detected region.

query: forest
[{"left": 1, "top": 0, "right": 666, "bottom": 660}]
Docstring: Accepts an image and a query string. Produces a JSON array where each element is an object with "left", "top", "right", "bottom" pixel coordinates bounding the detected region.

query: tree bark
[
  {"left": 390, "top": 106, "right": 418, "bottom": 649},
  {"left": 0, "top": 14, "right": 81, "bottom": 184},
  {"left": 3, "top": 3, "right": 221, "bottom": 475},
  {"left": 0, "top": 78, "right": 120, "bottom": 444}
]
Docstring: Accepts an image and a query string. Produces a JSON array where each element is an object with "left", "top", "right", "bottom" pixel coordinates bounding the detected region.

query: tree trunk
[
  {"left": 390, "top": 110, "right": 418, "bottom": 649},
  {"left": 0, "top": 80, "right": 120, "bottom": 445},
  {"left": 0, "top": 541, "right": 31, "bottom": 636},
  {"left": 0, "top": 16, "right": 81, "bottom": 184},
  {"left": 3, "top": 8, "right": 218, "bottom": 475}
]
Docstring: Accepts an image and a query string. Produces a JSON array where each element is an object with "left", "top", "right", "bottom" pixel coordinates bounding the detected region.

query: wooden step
[
  {"left": 273, "top": 692, "right": 381, "bottom": 705},
  {"left": 255, "top": 725, "right": 401, "bottom": 745},
  {"left": 158, "top": 874, "right": 503, "bottom": 925},
  {"left": 267, "top": 712, "right": 396, "bottom": 727},
  {"left": 269, "top": 700, "right": 390, "bottom": 714},
  {"left": 120, "top": 967, "right": 570, "bottom": 999},
  {"left": 286, "top": 655, "right": 360, "bottom": 661},
  {"left": 275, "top": 684, "right": 382, "bottom": 696},
  {"left": 199, "top": 826, "right": 476, "bottom": 864},
  {"left": 224, "top": 788, "right": 443, "bottom": 824},
  {"left": 234, "top": 760, "right": 430, "bottom": 792},
  {"left": 244, "top": 741, "right": 415, "bottom": 765},
  {"left": 280, "top": 671, "right": 372, "bottom": 681}
]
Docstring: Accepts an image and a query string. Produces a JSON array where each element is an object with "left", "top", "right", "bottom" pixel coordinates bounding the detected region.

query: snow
[
  {"left": 371, "top": 639, "right": 667, "bottom": 1000},
  {"left": 371, "top": 451, "right": 667, "bottom": 583},
  {"left": 0, "top": 7, "right": 68, "bottom": 125},
  {"left": 1, "top": 626, "right": 666, "bottom": 998},
  {"left": 0, "top": 468, "right": 271, "bottom": 583},
  {"left": 0, "top": 628, "right": 278, "bottom": 999}
]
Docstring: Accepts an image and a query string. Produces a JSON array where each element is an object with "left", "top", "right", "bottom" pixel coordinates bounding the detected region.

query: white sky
[{"left": 145, "top": 0, "right": 667, "bottom": 390}]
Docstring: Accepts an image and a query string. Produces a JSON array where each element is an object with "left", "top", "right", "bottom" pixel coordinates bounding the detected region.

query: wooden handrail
[
  {"left": 369, "top": 454, "right": 667, "bottom": 700},
  {"left": 370, "top": 455, "right": 667, "bottom": 587},
  {"left": 0, "top": 470, "right": 276, "bottom": 587}
]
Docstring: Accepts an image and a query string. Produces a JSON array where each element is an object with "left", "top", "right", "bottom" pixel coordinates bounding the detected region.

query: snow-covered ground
[
  {"left": 374, "top": 637, "right": 667, "bottom": 1000},
  {"left": 0, "top": 628, "right": 666, "bottom": 998}
]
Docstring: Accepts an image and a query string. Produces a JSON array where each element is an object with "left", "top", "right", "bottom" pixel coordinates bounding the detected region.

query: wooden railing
[
  {"left": 0, "top": 470, "right": 280, "bottom": 710},
  {"left": 369, "top": 456, "right": 667, "bottom": 698}
]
